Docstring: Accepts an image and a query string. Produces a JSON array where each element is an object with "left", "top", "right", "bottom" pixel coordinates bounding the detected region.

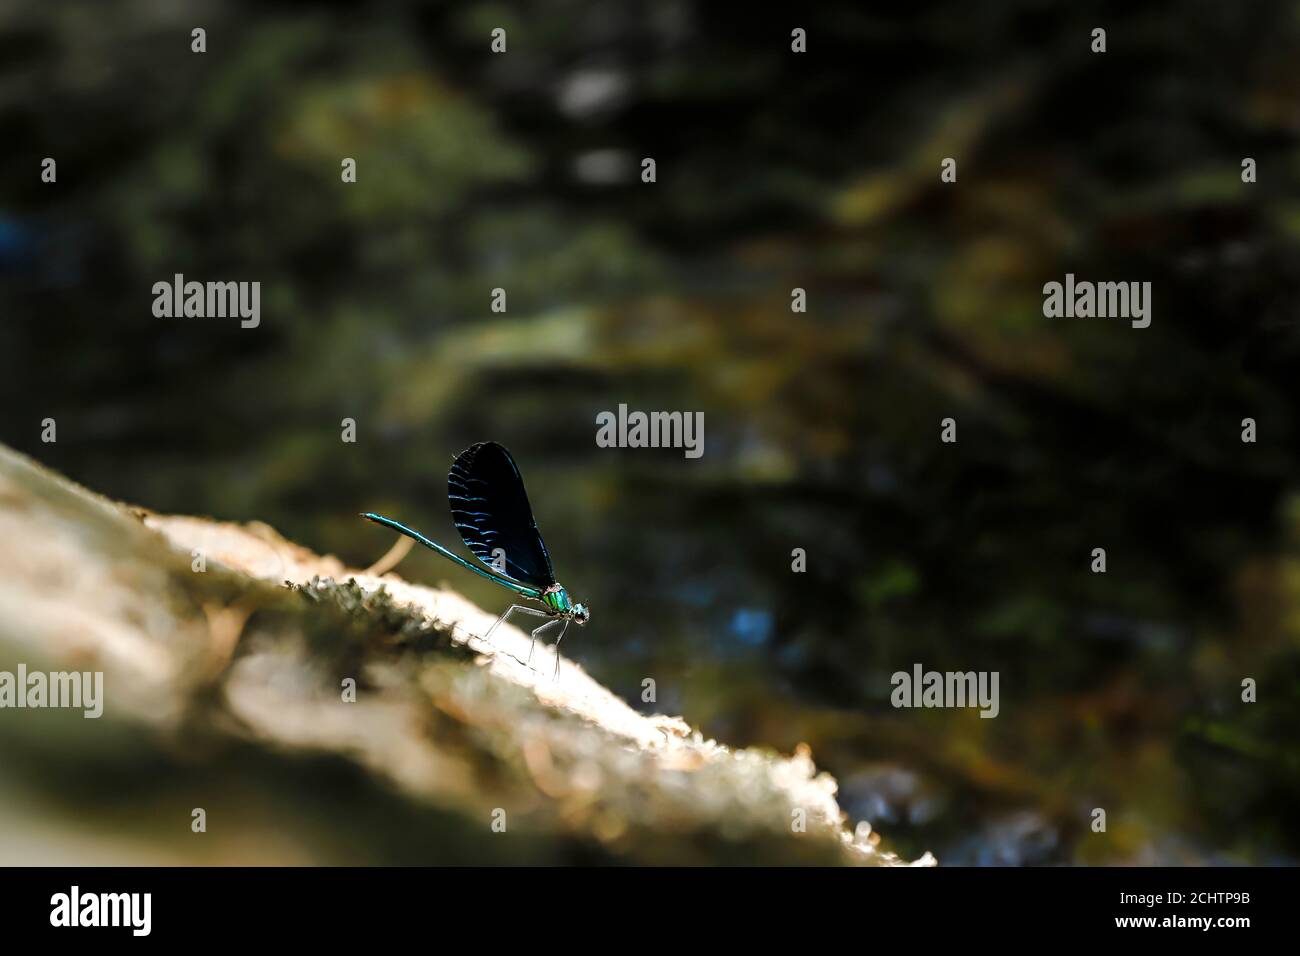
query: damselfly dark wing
[{"left": 448, "top": 442, "right": 556, "bottom": 589}]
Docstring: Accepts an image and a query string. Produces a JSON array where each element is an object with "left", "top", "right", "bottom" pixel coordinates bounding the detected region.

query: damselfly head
[{"left": 573, "top": 603, "right": 590, "bottom": 626}]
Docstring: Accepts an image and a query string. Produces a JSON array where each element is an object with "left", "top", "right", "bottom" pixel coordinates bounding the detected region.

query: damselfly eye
[{"left": 574, "top": 604, "right": 590, "bottom": 625}]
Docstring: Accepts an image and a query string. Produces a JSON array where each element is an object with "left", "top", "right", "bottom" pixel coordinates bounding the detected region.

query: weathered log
[{"left": 0, "top": 444, "right": 930, "bottom": 866}]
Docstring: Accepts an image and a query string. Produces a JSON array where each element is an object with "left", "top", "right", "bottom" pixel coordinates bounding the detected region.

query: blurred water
[{"left": 3, "top": 0, "right": 1299, "bottom": 864}]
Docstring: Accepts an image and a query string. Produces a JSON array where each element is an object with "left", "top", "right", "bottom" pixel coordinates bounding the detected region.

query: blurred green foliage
[{"left": 3, "top": 0, "right": 1299, "bottom": 863}]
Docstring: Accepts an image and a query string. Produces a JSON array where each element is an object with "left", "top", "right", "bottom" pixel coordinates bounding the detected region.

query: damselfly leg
[
  {"left": 529, "top": 618, "right": 562, "bottom": 665},
  {"left": 485, "top": 604, "right": 549, "bottom": 644},
  {"left": 551, "top": 619, "right": 570, "bottom": 679}
]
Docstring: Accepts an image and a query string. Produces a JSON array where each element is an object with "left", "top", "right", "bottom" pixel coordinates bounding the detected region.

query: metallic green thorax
[{"left": 542, "top": 585, "right": 572, "bottom": 614}]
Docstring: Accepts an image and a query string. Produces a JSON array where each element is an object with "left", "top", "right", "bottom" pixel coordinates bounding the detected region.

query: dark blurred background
[{"left": 3, "top": 0, "right": 1299, "bottom": 864}]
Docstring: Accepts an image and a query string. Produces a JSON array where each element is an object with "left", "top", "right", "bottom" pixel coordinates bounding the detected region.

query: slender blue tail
[{"left": 360, "top": 512, "right": 542, "bottom": 599}]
